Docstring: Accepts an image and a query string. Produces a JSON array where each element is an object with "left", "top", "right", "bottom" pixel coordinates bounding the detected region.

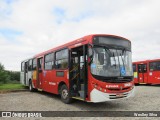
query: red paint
[
  {"left": 133, "top": 59, "right": 160, "bottom": 85},
  {"left": 29, "top": 34, "right": 133, "bottom": 102}
]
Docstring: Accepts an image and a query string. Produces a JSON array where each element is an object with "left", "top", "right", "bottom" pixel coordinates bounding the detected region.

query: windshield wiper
[
  {"left": 120, "top": 48, "right": 126, "bottom": 76},
  {"left": 112, "top": 52, "right": 117, "bottom": 69},
  {"left": 116, "top": 49, "right": 121, "bottom": 76},
  {"left": 104, "top": 47, "right": 117, "bottom": 69}
]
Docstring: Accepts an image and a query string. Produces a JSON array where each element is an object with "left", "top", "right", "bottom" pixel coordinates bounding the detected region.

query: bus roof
[
  {"left": 33, "top": 34, "right": 129, "bottom": 58},
  {"left": 133, "top": 59, "right": 160, "bottom": 64}
]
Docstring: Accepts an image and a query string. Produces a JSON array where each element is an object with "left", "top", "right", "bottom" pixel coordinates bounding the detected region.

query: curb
[{"left": 0, "top": 89, "right": 28, "bottom": 94}]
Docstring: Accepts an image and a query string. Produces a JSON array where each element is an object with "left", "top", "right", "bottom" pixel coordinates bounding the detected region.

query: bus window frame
[
  {"left": 32, "top": 58, "right": 37, "bottom": 70},
  {"left": 21, "top": 62, "right": 25, "bottom": 72},
  {"left": 55, "top": 48, "right": 69, "bottom": 70},
  {"left": 28, "top": 59, "right": 33, "bottom": 71},
  {"left": 44, "top": 52, "right": 55, "bottom": 70},
  {"left": 133, "top": 64, "right": 137, "bottom": 72},
  {"left": 149, "top": 61, "right": 160, "bottom": 72},
  {"left": 138, "top": 64, "right": 147, "bottom": 73}
]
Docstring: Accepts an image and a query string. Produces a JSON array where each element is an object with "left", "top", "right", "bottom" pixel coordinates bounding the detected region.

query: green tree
[
  {"left": 0, "top": 63, "right": 10, "bottom": 84},
  {"left": 0, "top": 63, "right": 20, "bottom": 84},
  {"left": 0, "top": 63, "right": 4, "bottom": 71},
  {"left": 8, "top": 71, "right": 20, "bottom": 82}
]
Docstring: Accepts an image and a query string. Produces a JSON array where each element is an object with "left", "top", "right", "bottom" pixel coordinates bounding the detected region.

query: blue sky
[
  {"left": 0, "top": 0, "right": 160, "bottom": 70},
  {"left": 0, "top": 28, "right": 22, "bottom": 41}
]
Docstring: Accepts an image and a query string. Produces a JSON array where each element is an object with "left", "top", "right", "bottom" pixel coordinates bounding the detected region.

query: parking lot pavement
[{"left": 0, "top": 85, "right": 160, "bottom": 119}]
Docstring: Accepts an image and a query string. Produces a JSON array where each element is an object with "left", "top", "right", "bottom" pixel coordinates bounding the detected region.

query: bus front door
[
  {"left": 37, "top": 57, "right": 43, "bottom": 89},
  {"left": 138, "top": 64, "right": 148, "bottom": 84},
  {"left": 69, "top": 45, "right": 88, "bottom": 100}
]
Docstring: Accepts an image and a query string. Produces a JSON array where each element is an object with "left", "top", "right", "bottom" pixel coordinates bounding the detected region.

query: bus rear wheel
[
  {"left": 29, "top": 81, "right": 34, "bottom": 92},
  {"left": 60, "top": 84, "right": 72, "bottom": 104}
]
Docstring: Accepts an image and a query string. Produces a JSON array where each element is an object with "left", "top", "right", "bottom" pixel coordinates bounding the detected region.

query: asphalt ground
[{"left": 0, "top": 85, "right": 160, "bottom": 120}]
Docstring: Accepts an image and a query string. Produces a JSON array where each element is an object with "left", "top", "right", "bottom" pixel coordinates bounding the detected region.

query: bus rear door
[
  {"left": 138, "top": 64, "right": 148, "bottom": 84},
  {"left": 37, "top": 57, "right": 43, "bottom": 89}
]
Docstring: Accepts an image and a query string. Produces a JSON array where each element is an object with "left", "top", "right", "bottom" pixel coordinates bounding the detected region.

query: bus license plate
[{"left": 116, "top": 93, "right": 124, "bottom": 97}]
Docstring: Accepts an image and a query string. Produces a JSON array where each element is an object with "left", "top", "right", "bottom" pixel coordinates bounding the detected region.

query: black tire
[
  {"left": 60, "top": 84, "right": 72, "bottom": 104},
  {"left": 29, "top": 81, "right": 34, "bottom": 92}
]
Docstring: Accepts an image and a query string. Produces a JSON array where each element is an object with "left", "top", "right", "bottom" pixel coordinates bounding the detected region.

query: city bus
[
  {"left": 20, "top": 34, "right": 135, "bottom": 103},
  {"left": 133, "top": 59, "right": 160, "bottom": 85}
]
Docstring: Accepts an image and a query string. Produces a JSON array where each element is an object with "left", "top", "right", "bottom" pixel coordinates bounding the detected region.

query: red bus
[
  {"left": 133, "top": 59, "right": 160, "bottom": 85},
  {"left": 20, "top": 34, "right": 135, "bottom": 103}
]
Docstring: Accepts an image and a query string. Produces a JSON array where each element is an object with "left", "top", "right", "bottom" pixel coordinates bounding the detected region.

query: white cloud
[{"left": 0, "top": 0, "right": 160, "bottom": 70}]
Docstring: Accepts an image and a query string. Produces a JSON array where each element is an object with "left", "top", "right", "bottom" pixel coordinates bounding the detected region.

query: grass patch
[{"left": 0, "top": 83, "right": 26, "bottom": 90}]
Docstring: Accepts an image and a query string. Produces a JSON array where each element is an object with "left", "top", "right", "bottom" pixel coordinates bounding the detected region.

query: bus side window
[
  {"left": 21, "top": 62, "right": 24, "bottom": 72},
  {"left": 138, "top": 65, "right": 142, "bottom": 73},
  {"left": 25, "top": 62, "right": 28, "bottom": 72},
  {"left": 149, "top": 61, "right": 160, "bottom": 71},
  {"left": 28, "top": 59, "right": 32, "bottom": 71},
  {"left": 138, "top": 64, "right": 147, "bottom": 73},
  {"left": 133, "top": 64, "right": 136, "bottom": 72},
  {"left": 157, "top": 62, "right": 160, "bottom": 71},
  {"left": 55, "top": 49, "right": 68, "bottom": 69},
  {"left": 44, "top": 53, "right": 54, "bottom": 70},
  {"left": 32, "top": 58, "right": 37, "bottom": 70},
  {"left": 38, "top": 59, "right": 42, "bottom": 70},
  {"left": 143, "top": 65, "right": 147, "bottom": 73}
]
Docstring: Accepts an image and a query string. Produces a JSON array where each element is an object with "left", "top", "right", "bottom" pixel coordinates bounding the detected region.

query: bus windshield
[{"left": 91, "top": 46, "right": 133, "bottom": 77}]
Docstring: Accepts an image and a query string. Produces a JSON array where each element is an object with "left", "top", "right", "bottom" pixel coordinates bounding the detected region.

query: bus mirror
[
  {"left": 88, "top": 46, "right": 94, "bottom": 65},
  {"left": 88, "top": 44, "right": 93, "bottom": 57}
]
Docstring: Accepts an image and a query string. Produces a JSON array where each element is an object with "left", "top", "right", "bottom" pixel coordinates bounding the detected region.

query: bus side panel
[
  {"left": 32, "top": 70, "right": 37, "bottom": 88},
  {"left": 27, "top": 71, "right": 32, "bottom": 86},
  {"left": 42, "top": 70, "right": 69, "bottom": 94},
  {"left": 154, "top": 71, "right": 160, "bottom": 84},
  {"left": 148, "top": 71, "right": 160, "bottom": 84},
  {"left": 133, "top": 72, "right": 138, "bottom": 84},
  {"left": 87, "top": 66, "right": 94, "bottom": 101},
  {"left": 43, "top": 70, "right": 57, "bottom": 93},
  {"left": 25, "top": 71, "right": 28, "bottom": 86},
  {"left": 133, "top": 63, "right": 138, "bottom": 84},
  {"left": 143, "top": 72, "right": 148, "bottom": 84},
  {"left": 53, "top": 70, "right": 69, "bottom": 94},
  {"left": 20, "top": 72, "right": 25, "bottom": 85}
]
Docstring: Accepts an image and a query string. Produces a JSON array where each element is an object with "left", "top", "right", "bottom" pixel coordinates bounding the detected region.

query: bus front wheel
[{"left": 60, "top": 84, "right": 72, "bottom": 104}]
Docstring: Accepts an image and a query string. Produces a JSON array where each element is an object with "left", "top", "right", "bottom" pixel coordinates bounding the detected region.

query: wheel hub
[{"left": 62, "top": 89, "right": 68, "bottom": 99}]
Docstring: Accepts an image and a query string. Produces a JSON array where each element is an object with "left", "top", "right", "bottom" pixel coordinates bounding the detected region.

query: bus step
[
  {"left": 81, "top": 84, "right": 84, "bottom": 91},
  {"left": 72, "top": 97, "right": 84, "bottom": 101},
  {"left": 78, "top": 90, "right": 84, "bottom": 98},
  {"left": 139, "top": 83, "right": 147, "bottom": 84},
  {"left": 38, "top": 89, "right": 43, "bottom": 91}
]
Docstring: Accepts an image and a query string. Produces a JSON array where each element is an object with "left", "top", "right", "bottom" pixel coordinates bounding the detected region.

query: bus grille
[
  {"left": 109, "top": 93, "right": 128, "bottom": 99},
  {"left": 107, "top": 87, "right": 130, "bottom": 91},
  {"left": 106, "top": 79, "right": 132, "bottom": 83}
]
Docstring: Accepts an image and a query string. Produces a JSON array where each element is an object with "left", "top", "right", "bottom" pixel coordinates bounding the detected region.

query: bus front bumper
[{"left": 90, "top": 86, "right": 135, "bottom": 103}]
